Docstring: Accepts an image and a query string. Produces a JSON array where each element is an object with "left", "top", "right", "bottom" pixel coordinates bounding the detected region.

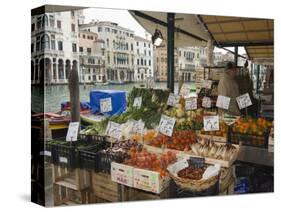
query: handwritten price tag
[
  {"left": 202, "top": 97, "right": 211, "bottom": 108},
  {"left": 132, "top": 120, "right": 145, "bottom": 134},
  {"left": 202, "top": 80, "right": 212, "bottom": 89},
  {"left": 100, "top": 97, "right": 112, "bottom": 113},
  {"left": 133, "top": 97, "right": 142, "bottom": 108},
  {"left": 203, "top": 116, "right": 219, "bottom": 131},
  {"left": 159, "top": 115, "right": 176, "bottom": 137},
  {"left": 167, "top": 93, "right": 180, "bottom": 107},
  {"left": 216, "top": 95, "right": 231, "bottom": 110},
  {"left": 66, "top": 122, "right": 80, "bottom": 141},
  {"left": 180, "top": 84, "right": 189, "bottom": 98},
  {"left": 236, "top": 93, "right": 252, "bottom": 109},
  {"left": 105, "top": 121, "right": 122, "bottom": 140},
  {"left": 185, "top": 97, "right": 197, "bottom": 110}
]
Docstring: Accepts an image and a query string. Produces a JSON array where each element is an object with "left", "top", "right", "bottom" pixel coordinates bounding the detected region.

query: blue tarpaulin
[{"left": 89, "top": 90, "right": 126, "bottom": 115}]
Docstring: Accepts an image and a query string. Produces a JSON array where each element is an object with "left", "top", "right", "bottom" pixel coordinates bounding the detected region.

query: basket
[{"left": 168, "top": 162, "right": 220, "bottom": 192}]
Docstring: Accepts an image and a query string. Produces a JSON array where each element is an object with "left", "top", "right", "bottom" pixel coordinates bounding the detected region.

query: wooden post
[{"left": 68, "top": 63, "right": 80, "bottom": 122}]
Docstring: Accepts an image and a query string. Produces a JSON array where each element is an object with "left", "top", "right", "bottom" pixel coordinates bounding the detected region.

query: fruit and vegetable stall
[{"left": 34, "top": 86, "right": 274, "bottom": 205}]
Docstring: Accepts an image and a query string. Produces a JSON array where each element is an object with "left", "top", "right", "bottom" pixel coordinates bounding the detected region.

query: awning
[
  {"left": 129, "top": 11, "right": 210, "bottom": 47},
  {"left": 199, "top": 15, "right": 274, "bottom": 63},
  {"left": 31, "top": 5, "right": 87, "bottom": 16}
]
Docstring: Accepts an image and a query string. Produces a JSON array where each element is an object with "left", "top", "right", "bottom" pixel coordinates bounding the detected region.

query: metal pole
[
  {"left": 234, "top": 46, "right": 238, "bottom": 66},
  {"left": 167, "top": 13, "right": 175, "bottom": 93},
  {"left": 256, "top": 64, "right": 260, "bottom": 94}
]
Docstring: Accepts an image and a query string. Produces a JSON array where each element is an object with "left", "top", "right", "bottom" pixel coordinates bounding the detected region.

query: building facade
[
  {"left": 80, "top": 21, "right": 135, "bottom": 82},
  {"left": 31, "top": 10, "right": 80, "bottom": 85},
  {"left": 134, "top": 36, "right": 154, "bottom": 81},
  {"left": 78, "top": 30, "right": 106, "bottom": 83},
  {"left": 154, "top": 44, "right": 179, "bottom": 82},
  {"left": 178, "top": 47, "right": 198, "bottom": 82}
]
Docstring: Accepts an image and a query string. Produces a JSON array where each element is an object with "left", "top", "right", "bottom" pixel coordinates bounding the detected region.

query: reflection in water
[{"left": 32, "top": 82, "right": 189, "bottom": 113}]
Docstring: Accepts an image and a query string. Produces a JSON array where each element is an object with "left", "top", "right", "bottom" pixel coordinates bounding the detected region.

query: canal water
[{"left": 32, "top": 82, "right": 194, "bottom": 113}]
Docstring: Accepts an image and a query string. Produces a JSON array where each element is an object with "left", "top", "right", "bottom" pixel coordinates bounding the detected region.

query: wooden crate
[
  {"left": 123, "top": 186, "right": 169, "bottom": 201},
  {"left": 52, "top": 165, "right": 91, "bottom": 191},
  {"left": 91, "top": 172, "right": 123, "bottom": 202},
  {"left": 53, "top": 184, "right": 92, "bottom": 206}
]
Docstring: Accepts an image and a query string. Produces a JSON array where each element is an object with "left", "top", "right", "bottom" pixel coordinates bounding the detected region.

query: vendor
[{"left": 218, "top": 62, "right": 240, "bottom": 116}]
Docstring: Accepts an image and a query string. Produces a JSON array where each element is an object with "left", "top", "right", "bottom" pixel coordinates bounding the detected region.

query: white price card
[
  {"left": 203, "top": 116, "right": 220, "bottom": 131},
  {"left": 40, "top": 151, "right": 51, "bottom": 157},
  {"left": 179, "top": 84, "right": 189, "bottom": 98},
  {"left": 185, "top": 97, "right": 197, "bottom": 110},
  {"left": 202, "top": 97, "right": 212, "bottom": 108},
  {"left": 59, "top": 156, "right": 68, "bottom": 164},
  {"left": 100, "top": 97, "right": 112, "bottom": 113},
  {"left": 159, "top": 115, "right": 176, "bottom": 137},
  {"left": 202, "top": 80, "right": 212, "bottom": 89},
  {"left": 105, "top": 121, "right": 122, "bottom": 140},
  {"left": 236, "top": 93, "right": 252, "bottom": 109},
  {"left": 66, "top": 122, "right": 80, "bottom": 142},
  {"left": 133, "top": 97, "right": 142, "bottom": 108},
  {"left": 216, "top": 95, "right": 231, "bottom": 110},
  {"left": 132, "top": 120, "right": 145, "bottom": 134},
  {"left": 167, "top": 93, "right": 180, "bottom": 107}
]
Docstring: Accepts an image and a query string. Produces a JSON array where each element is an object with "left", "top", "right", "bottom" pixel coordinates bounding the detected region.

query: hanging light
[{"left": 152, "top": 29, "right": 163, "bottom": 46}]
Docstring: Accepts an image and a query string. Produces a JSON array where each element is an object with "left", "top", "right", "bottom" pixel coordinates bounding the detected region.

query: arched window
[
  {"left": 58, "top": 59, "right": 64, "bottom": 79},
  {"left": 41, "top": 34, "right": 50, "bottom": 50},
  {"left": 42, "top": 14, "right": 48, "bottom": 27},
  {"left": 113, "top": 40, "right": 115, "bottom": 49},
  {"left": 106, "top": 38, "right": 109, "bottom": 48}
]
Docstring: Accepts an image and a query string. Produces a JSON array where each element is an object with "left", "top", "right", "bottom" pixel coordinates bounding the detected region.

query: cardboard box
[
  {"left": 111, "top": 162, "right": 134, "bottom": 187},
  {"left": 133, "top": 168, "right": 170, "bottom": 194}
]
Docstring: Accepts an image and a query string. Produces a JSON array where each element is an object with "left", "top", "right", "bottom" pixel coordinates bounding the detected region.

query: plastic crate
[
  {"left": 77, "top": 142, "right": 107, "bottom": 171},
  {"left": 80, "top": 134, "right": 109, "bottom": 143},
  {"left": 96, "top": 151, "right": 128, "bottom": 174},
  {"left": 230, "top": 131, "right": 269, "bottom": 148}
]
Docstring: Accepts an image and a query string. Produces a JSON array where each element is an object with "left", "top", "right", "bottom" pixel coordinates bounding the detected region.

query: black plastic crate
[
  {"left": 96, "top": 150, "right": 128, "bottom": 174},
  {"left": 80, "top": 134, "right": 108, "bottom": 143},
  {"left": 230, "top": 131, "right": 269, "bottom": 148},
  {"left": 77, "top": 142, "right": 107, "bottom": 170}
]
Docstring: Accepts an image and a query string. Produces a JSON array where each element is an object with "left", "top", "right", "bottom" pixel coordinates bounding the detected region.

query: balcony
[
  {"left": 31, "top": 49, "right": 64, "bottom": 57},
  {"left": 31, "top": 26, "right": 63, "bottom": 36}
]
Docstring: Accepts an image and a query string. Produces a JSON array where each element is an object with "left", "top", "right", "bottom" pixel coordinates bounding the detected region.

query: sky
[{"left": 82, "top": 8, "right": 246, "bottom": 54}]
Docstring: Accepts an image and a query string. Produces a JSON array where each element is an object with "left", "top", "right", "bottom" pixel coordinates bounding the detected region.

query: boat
[
  {"left": 94, "top": 81, "right": 110, "bottom": 86},
  {"left": 107, "top": 80, "right": 126, "bottom": 85}
]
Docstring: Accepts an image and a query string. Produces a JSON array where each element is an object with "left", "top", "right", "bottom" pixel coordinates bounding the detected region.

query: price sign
[
  {"left": 203, "top": 116, "right": 219, "bottom": 131},
  {"left": 180, "top": 84, "right": 189, "bottom": 98},
  {"left": 216, "top": 95, "right": 231, "bottom": 110},
  {"left": 133, "top": 97, "right": 142, "bottom": 108},
  {"left": 167, "top": 93, "right": 180, "bottom": 107},
  {"left": 132, "top": 120, "right": 145, "bottom": 134},
  {"left": 185, "top": 97, "right": 197, "bottom": 110},
  {"left": 202, "top": 97, "right": 211, "bottom": 108},
  {"left": 159, "top": 115, "right": 176, "bottom": 137},
  {"left": 236, "top": 93, "right": 252, "bottom": 109},
  {"left": 40, "top": 150, "right": 51, "bottom": 157},
  {"left": 66, "top": 122, "right": 79, "bottom": 142},
  {"left": 105, "top": 121, "right": 122, "bottom": 140},
  {"left": 59, "top": 156, "right": 68, "bottom": 164},
  {"left": 202, "top": 80, "right": 212, "bottom": 89},
  {"left": 100, "top": 97, "right": 112, "bottom": 113},
  {"left": 189, "top": 157, "right": 205, "bottom": 168}
]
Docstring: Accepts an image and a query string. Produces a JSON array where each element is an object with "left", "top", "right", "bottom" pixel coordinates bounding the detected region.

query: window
[
  {"left": 149, "top": 60, "right": 151, "bottom": 66},
  {"left": 141, "top": 58, "right": 143, "bottom": 66},
  {"left": 148, "top": 43, "right": 151, "bottom": 48},
  {"left": 36, "top": 36, "right": 40, "bottom": 51},
  {"left": 130, "top": 33, "right": 134, "bottom": 37},
  {"left": 57, "top": 20, "right": 61, "bottom": 29},
  {"left": 144, "top": 43, "right": 146, "bottom": 47},
  {"left": 126, "top": 43, "right": 128, "bottom": 50},
  {"left": 112, "top": 29, "right": 117, "bottom": 34},
  {"left": 107, "top": 55, "right": 110, "bottom": 64},
  {"left": 36, "top": 16, "right": 41, "bottom": 29},
  {"left": 87, "top": 48, "right": 91, "bottom": 53},
  {"left": 131, "top": 43, "right": 133, "bottom": 51},
  {"left": 148, "top": 50, "right": 151, "bottom": 56},
  {"left": 83, "top": 34, "right": 85, "bottom": 39},
  {"left": 79, "top": 47, "right": 83, "bottom": 52},
  {"left": 71, "top": 24, "right": 75, "bottom": 32},
  {"left": 106, "top": 39, "right": 109, "bottom": 48},
  {"left": 42, "top": 15, "right": 48, "bottom": 27},
  {"left": 137, "top": 49, "right": 139, "bottom": 55},
  {"left": 31, "top": 23, "right": 35, "bottom": 32},
  {"left": 136, "top": 42, "right": 139, "bottom": 46},
  {"left": 72, "top": 43, "right": 77, "bottom": 52},
  {"left": 144, "top": 60, "right": 147, "bottom": 66},
  {"left": 105, "top": 27, "right": 110, "bottom": 32},
  {"left": 137, "top": 59, "right": 139, "bottom": 65},
  {"left": 98, "top": 27, "right": 102, "bottom": 32},
  {"left": 179, "top": 51, "right": 181, "bottom": 57},
  {"left": 49, "top": 15, "right": 55, "bottom": 27},
  {"left": 51, "top": 35, "right": 55, "bottom": 50},
  {"left": 71, "top": 11, "right": 75, "bottom": 18},
  {"left": 58, "top": 41, "right": 63, "bottom": 51},
  {"left": 144, "top": 50, "right": 146, "bottom": 56},
  {"left": 41, "top": 34, "right": 50, "bottom": 50},
  {"left": 31, "top": 43, "right": 34, "bottom": 53}
]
